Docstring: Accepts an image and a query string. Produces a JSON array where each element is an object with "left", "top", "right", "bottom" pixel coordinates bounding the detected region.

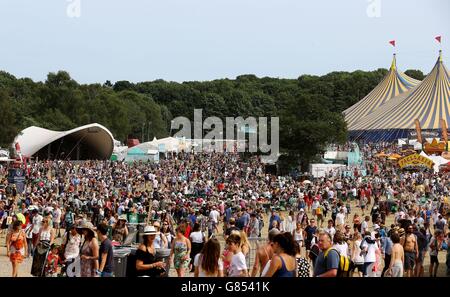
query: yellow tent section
[
  {"left": 388, "top": 153, "right": 402, "bottom": 160},
  {"left": 344, "top": 54, "right": 420, "bottom": 129},
  {"left": 374, "top": 152, "right": 388, "bottom": 158}
]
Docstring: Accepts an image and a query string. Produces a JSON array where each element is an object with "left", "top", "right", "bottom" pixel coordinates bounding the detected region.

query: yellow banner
[{"left": 398, "top": 153, "right": 434, "bottom": 169}]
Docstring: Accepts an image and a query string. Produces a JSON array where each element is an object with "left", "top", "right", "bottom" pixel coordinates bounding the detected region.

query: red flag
[
  {"left": 435, "top": 36, "right": 442, "bottom": 43},
  {"left": 389, "top": 40, "right": 396, "bottom": 47}
]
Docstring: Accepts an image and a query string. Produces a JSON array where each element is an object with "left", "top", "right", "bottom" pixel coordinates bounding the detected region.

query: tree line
[{"left": 0, "top": 68, "right": 424, "bottom": 169}]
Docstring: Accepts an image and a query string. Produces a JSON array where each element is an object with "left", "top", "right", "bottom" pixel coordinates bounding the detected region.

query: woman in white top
[
  {"left": 190, "top": 223, "right": 205, "bottom": 272},
  {"left": 279, "top": 213, "right": 286, "bottom": 232},
  {"left": 152, "top": 221, "right": 168, "bottom": 249},
  {"left": 194, "top": 238, "right": 223, "bottom": 277},
  {"left": 292, "top": 222, "right": 304, "bottom": 255},
  {"left": 161, "top": 221, "right": 174, "bottom": 249},
  {"left": 284, "top": 211, "right": 296, "bottom": 234},
  {"left": 332, "top": 231, "right": 349, "bottom": 257},
  {"left": 360, "top": 231, "right": 379, "bottom": 277},
  {"left": 39, "top": 218, "right": 55, "bottom": 246},
  {"left": 350, "top": 232, "right": 364, "bottom": 277},
  {"left": 226, "top": 234, "right": 248, "bottom": 277}
]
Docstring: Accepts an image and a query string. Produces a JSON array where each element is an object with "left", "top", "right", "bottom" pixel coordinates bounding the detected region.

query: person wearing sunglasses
[
  {"left": 152, "top": 221, "right": 168, "bottom": 249},
  {"left": 160, "top": 221, "right": 174, "bottom": 248}
]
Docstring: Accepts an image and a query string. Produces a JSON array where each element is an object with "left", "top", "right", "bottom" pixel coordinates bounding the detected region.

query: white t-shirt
[
  {"left": 209, "top": 210, "right": 220, "bottom": 224},
  {"left": 325, "top": 227, "right": 336, "bottom": 240},
  {"left": 361, "top": 221, "right": 369, "bottom": 233},
  {"left": 333, "top": 242, "right": 349, "bottom": 257},
  {"left": 63, "top": 233, "right": 81, "bottom": 260},
  {"left": 431, "top": 212, "right": 439, "bottom": 223},
  {"left": 336, "top": 213, "right": 346, "bottom": 226},
  {"left": 361, "top": 239, "right": 378, "bottom": 263},
  {"left": 53, "top": 208, "right": 62, "bottom": 224},
  {"left": 32, "top": 214, "right": 43, "bottom": 234},
  {"left": 228, "top": 252, "right": 247, "bottom": 277},
  {"left": 417, "top": 217, "right": 424, "bottom": 226},
  {"left": 194, "top": 254, "right": 223, "bottom": 277},
  {"left": 352, "top": 240, "right": 365, "bottom": 264},
  {"left": 190, "top": 231, "right": 204, "bottom": 244},
  {"left": 311, "top": 201, "right": 319, "bottom": 210}
]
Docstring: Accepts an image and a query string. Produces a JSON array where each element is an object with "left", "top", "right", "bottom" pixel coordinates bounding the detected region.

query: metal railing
[{"left": 246, "top": 237, "right": 268, "bottom": 268}]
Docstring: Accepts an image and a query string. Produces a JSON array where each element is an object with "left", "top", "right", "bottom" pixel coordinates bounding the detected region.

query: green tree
[
  {"left": 0, "top": 90, "right": 18, "bottom": 147},
  {"left": 404, "top": 69, "right": 425, "bottom": 81}
]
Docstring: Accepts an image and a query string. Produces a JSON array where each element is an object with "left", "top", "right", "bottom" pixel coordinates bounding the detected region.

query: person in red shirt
[
  {"left": 184, "top": 221, "right": 192, "bottom": 238},
  {"left": 45, "top": 244, "right": 61, "bottom": 277}
]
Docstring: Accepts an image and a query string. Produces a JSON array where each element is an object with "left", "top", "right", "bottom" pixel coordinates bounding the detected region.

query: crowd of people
[{"left": 0, "top": 145, "right": 449, "bottom": 277}]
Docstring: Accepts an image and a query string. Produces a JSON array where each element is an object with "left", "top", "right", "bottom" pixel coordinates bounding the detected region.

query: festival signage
[
  {"left": 7, "top": 168, "right": 26, "bottom": 193},
  {"left": 398, "top": 153, "right": 434, "bottom": 169},
  {"left": 408, "top": 130, "right": 439, "bottom": 139}
]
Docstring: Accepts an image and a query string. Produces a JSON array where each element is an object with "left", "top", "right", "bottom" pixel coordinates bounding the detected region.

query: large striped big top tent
[
  {"left": 350, "top": 51, "right": 449, "bottom": 141},
  {"left": 344, "top": 54, "right": 420, "bottom": 129}
]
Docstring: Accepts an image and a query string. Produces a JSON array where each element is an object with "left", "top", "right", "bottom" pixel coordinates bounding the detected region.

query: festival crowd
[{"left": 0, "top": 146, "right": 449, "bottom": 277}]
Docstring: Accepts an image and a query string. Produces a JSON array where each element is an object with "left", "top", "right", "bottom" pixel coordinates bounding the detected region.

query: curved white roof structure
[{"left": 14, "top": 123, "right": 114, "bottom": 160}]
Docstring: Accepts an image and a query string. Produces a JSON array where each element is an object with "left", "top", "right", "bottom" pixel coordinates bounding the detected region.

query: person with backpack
[{"left": 313, "top": 232, "right": 340, "bottom": 277}]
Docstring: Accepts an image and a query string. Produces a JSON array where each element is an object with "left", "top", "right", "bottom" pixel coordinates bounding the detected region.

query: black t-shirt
[
  {"left": 305, "top": 226, "right": 317, "bottom": 242},
  {"left": 135, "top": 247, "right": 163, "bottom": 277},
  {"left": 99, "top": 238, "right": 114, "bottom": 273}
]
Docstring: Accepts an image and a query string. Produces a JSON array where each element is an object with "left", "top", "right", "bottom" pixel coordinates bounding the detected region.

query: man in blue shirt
[
  {"left": 269, "top": 209, "right": 281, "bottom": 232},
  {"left": 224, "top": 204, "right": 232, "bottom": 226},
  {"left": 188, "top": 209, "right": 197, "bottom": 226},
  {"left": 313, "top": 232, "right": 339, "bottom": 277}
]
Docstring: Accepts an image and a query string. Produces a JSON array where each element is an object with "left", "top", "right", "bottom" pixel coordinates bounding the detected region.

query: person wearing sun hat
[
  {"left": 112, "top": 214, "right": 128, "bottom": 244},
  {"left": 77, "top": 221, "right": 99, "bottom": 277},
  {"left": 15, "top": 213, "right": 26, "bottom": 226},
  {"left": 135, "top": 225, "right": 166, "bottom": 277}
]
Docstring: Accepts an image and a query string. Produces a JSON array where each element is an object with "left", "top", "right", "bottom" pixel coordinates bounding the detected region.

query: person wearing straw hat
[
  {"left": 77, "top": 221, "right": 99, "bottom": 277},
  {"left": 135, "top": 225, "right": 166, "bottom": 277},
  {"left": 112, "top": 214, "right": 128, "bottom": 244}
]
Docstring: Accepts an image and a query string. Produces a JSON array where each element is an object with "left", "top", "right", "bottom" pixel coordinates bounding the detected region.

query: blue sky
[{"left": 0, "top": 0, "right": 448, "bottom": 83}]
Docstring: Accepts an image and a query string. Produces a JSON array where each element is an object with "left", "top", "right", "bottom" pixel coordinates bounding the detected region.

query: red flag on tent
[
  {"left": 389, "top": 40, "right": 396, "bottom": 47},
  {"left": 435, "top": 36, "right": 442, "bottom": 43}
]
